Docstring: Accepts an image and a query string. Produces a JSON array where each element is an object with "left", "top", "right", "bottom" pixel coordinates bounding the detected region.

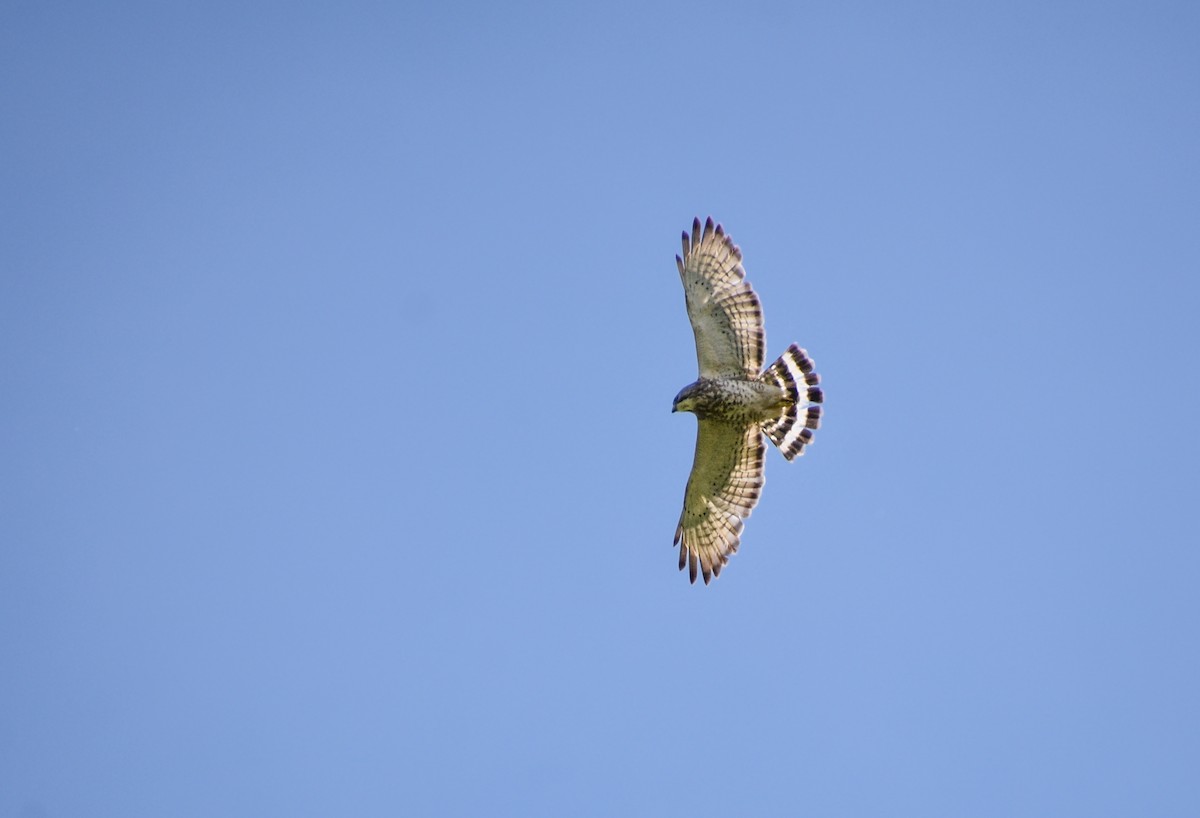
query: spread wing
[
  {"left": 677, "top": 216, "right": 765, "bottom": 378},
  {"left": 674, "top": 419, "right": 766, "bottom": 584}
]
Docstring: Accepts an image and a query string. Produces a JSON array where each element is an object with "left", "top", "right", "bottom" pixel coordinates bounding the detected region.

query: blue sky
[{"left": 3, "top": 1, "right": 1199, "bottom": 816}]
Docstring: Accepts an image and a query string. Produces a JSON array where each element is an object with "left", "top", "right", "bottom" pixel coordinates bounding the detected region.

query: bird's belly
[{"left": 690, "top": 379, "right": 785, "bottom": 422}]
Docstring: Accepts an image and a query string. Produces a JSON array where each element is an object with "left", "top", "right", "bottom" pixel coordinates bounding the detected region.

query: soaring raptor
[{"left": 672, "top": 217, "right": 823, "bottom": 584}]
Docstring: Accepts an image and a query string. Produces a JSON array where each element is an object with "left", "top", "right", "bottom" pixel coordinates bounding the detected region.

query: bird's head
[{"left": 672, "top": 382, "right": 700, "bottom": 414}]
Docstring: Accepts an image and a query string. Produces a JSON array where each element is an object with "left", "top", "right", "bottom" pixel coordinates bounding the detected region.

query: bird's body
[
  {"left": 673, "top": 377, "right": 789, "bottom": 423},
  {"left": 672, "top": 217, "right": 824, "bottom": 584}
]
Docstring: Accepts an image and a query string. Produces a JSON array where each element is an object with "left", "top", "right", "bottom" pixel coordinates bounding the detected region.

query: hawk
[{"left": 672, "top": 217, "right": 824, "bottom": 584}]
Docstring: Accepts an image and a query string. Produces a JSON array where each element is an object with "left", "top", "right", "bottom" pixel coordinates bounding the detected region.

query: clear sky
[{"left": 3, "top": 2, "right": 1199, "bottom": 816}]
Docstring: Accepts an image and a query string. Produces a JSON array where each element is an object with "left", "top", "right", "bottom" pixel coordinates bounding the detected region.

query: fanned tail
[{"left": 761, "top": 343, "right": 823, "bottom": 461}]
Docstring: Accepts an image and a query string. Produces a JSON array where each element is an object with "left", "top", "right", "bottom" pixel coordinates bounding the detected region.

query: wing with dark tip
[
  {"left": 677, "top": 217, "right": 765, "bottom": 379},
  {"left": 674, "top": 419, "right": 766, "bottom": 584}
]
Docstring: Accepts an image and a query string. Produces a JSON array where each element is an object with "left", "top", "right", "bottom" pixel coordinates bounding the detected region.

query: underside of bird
[{"left": 672, "top": 216, "right": 824, "bottom": 584}]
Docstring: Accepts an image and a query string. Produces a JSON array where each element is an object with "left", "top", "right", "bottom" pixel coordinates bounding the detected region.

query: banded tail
[{"left": 761, "top": 343, "right": 823, "bottom": 461}]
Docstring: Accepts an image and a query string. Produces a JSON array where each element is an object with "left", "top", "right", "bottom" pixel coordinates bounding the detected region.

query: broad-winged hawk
[{"left": 672, "top": 217, "right": 824, "bottom": 584}]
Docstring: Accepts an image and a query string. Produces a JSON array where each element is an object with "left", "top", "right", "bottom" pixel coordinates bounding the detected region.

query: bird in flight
[{"left": 672, "top": 217, "right": 824, "bottom": 584}]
